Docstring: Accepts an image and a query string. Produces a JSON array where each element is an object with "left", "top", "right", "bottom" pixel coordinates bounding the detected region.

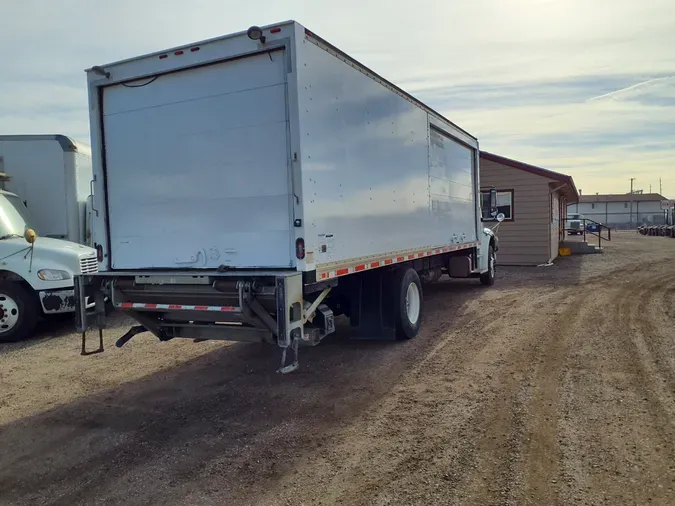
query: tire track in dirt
[
  {"left": 599, "top": 267, "right": 675, "bottom": 502},
  {"left": 460, "top": 258, "right": 675, "bottom": 506},
  {"left": 456, "top": 287, "right": 594, "bottom": 505},
  {"left": 313, "top": 293, "right": 523, "bottom": 505},
  {"left": 254, "top": 287, "right": 564, "bottom": 506},
  {"left": 331, "top": 287, "right": 578, "bottom": 505},
  {"left": 262, "top": 259, "right": 675, "bottom": 506},
  {"left": 515, "top": 288, "right": 594, "bottom": 505},
  {"left": 3, "top": 233, "right": 675, "bottom": 506},
  {"left": 557, "top": 263, "right": 675, "bottom": 505},
  {"left": 623, "top": 268, "right": 675, "bottom": 419},
  {"left": 634, "top": 271, "right": 675, "bottom": 397}
]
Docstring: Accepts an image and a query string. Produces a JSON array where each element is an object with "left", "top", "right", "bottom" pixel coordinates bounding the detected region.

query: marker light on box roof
[{"left": 247, "top": 26, "right": 266, "bottom": 43}]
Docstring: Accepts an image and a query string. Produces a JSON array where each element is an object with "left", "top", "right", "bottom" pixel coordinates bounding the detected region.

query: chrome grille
[{"left": 80, "top": 256, "right": 99, "bottom": 274}]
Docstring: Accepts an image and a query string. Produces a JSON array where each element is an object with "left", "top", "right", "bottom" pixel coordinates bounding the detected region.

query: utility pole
[
  {"left": 630, "top": 178, "right": 635, "bottom": 229},
  {"left": 660, "top": 178, "right": 662, "bottom": 195},
  {"left": 650, "top": 184, "right": 652, "bottom": 193}
]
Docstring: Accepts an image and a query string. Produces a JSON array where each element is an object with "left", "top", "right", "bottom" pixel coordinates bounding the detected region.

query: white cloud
[{"left": 0, "top": 0, "right": 674, "bottom": 196}]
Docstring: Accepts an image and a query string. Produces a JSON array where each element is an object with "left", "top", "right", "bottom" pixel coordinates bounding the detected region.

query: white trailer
[
  {"left": 77, "top": 21, "right": 500, "bottom": 371},
  {"left": 0, "top": 135, "right": 94, "bottom": 246}
]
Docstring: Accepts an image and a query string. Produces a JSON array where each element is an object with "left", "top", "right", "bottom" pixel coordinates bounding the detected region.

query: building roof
[
  {"left": 579, "top": 193, "right": 666, "bottom": 203},
  {"left": 480, "top": 151, "right": 579, "bottom": 203}
]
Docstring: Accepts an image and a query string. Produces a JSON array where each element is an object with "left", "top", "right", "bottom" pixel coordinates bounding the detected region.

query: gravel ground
[{"left": 0, "top": 231, "right": 674, "bottom": 505}]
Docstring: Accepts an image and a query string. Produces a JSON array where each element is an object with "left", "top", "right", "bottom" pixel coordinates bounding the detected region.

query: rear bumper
[
  {"left": 39, "top": 288, "right": 95, "bottom": 314},
  {"left": 76, "top": 271, "right": 317, "bottom": 346}
]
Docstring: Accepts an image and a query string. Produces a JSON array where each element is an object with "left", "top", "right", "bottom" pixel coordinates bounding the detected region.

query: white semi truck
[
  {"left": 76, "top": 21, "right": 500, "bottom": 371},
  {"left": 0, "top": 135, "right": 94, "bottom": 246}
]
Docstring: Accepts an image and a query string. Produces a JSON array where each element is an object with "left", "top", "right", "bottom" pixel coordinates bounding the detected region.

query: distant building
[
  {"left": 567, "top": 193, "right": 668, "bottom": 229},
  {"left": 479, "top": 152, "right": 578, "bottom": 266}
]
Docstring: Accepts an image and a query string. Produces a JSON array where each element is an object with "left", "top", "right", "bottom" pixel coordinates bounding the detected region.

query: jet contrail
[{"left": 587, "top": 76, "right": 674, "bottom": 102}]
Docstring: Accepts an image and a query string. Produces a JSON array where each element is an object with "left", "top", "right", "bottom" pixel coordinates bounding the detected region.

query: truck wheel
[
  {"left": 480, "top": 245, "right": 496, "bottom": 286},
  {"left": 394, "top": 268, "right": 423, "bottom": 340},
  {"left": 0, "top": 283, "right": 39, "bottom": 342}
]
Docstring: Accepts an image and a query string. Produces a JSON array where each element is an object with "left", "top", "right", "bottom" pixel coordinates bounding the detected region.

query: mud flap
[{"left": 348, "top": 269, "right": 397, "bottom": 340}]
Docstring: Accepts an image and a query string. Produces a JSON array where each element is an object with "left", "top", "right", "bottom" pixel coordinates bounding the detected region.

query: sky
[{"left": 1, "top": 0, "right": 673, "bottom": 198}]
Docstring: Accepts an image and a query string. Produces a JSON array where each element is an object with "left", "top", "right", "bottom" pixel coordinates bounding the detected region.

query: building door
[{"left": 551, "top": 192, "right": 560, "bottom": 261}]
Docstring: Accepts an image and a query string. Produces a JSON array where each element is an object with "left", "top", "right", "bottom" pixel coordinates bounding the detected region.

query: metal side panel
[
  {"left": 295, "top": 36, "right": 479, "bottom": 268},
  {"left": 74, "top": 149, "right": 94, "bottom": 245},
  {"left": 428, "top": 126, "right": 478, "bottom": 244},
  {"left": 101, "top": 50, "right": 294, "bottom": 270},
  {"left": 0, "top": 138, "right": 70, "bottom": 239}
]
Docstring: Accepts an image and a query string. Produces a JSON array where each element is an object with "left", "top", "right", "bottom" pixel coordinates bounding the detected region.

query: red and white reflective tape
[
  {"left": 318, "top": 241, "right": 480, "bottom": 280},
  {"left": 117, "top": 302, "right": 240, "bottom": 312}
]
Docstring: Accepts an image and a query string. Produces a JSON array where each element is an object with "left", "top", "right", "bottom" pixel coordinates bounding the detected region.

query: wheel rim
[
  {"left": 405, "top": 282, "right": 421, "bottom": 325},
  {"left": 0, "top": 293, "right": 20, "bottom": 333}
]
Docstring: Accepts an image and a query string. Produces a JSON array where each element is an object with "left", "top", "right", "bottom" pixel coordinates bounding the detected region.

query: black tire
[
  {"left": 480, "top": 245, "right": 496, "bottom": 286},
  {"left": 0, "top": 282, "right": 39, "bottom": 343},
  {"left": 393, "top": 268, "right": 423, "bottom": 340}
]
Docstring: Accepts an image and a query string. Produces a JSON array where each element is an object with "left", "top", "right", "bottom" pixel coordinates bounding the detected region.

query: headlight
[{"left": 37, "top": 269, "right": 72, "bottom": 281}]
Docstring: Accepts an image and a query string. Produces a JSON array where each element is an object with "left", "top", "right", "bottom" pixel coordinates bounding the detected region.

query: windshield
[{"left": 0, "top": 194, "right": 36, "bottom": 238}]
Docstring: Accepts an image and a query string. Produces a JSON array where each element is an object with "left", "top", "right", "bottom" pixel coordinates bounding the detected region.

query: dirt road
[{"left": 1, "top": 232, "right": 674, "bottom": 505}]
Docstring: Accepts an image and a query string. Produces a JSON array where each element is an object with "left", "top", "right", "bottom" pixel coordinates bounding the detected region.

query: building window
[
  {"left": 624, "top": 202, "right": 628, "bottom": 208},
  {"left": 480, "top": 189, "right": 514, "bottom": 221},
  {"left": 591, "top": 203, "right": 595, "bottom": 209}
]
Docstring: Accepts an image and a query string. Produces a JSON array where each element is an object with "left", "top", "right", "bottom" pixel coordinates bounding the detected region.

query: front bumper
[{"left": 39, "top": 289, "right": 95, "bottom": 314}]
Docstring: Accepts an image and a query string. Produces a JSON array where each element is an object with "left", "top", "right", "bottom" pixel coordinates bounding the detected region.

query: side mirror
[
  {"left": 489, "top": 188, "right": 498, "bottom": 217},
  {"left": 496, "top": 213, "right": 505, "bottom": 222},
  {"left": 24, "top": 228, "right": 37, "bottom": 244}
]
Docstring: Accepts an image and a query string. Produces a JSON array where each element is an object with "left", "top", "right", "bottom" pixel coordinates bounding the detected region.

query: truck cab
[
  {"left": 567, "top": 214, "right": 583, "bottom": 235},
  {"left": 0, "top": 190, "right": 98, "bottom": 342}
]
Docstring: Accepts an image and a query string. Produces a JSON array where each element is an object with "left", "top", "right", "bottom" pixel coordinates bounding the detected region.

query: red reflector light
[
  {"left": 295, "top": 238, "right": 305, "bottom": 260},
  {"left": 96, "top": 244, "right": 104, "bottom": 262},
  {"left": 159, "top": 54, "right": 168, "bottom": 59},
  {"left": 174, "top": 50, "right": 184, "bottom": 55},
  {"left": 190, "top": 46, "right": 200, "bottom": 52},
  {"left": 270, "top": 27, "right": 281, "bottom": 33}
]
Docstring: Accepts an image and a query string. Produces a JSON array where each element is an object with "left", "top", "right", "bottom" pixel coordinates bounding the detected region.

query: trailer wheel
[
  {"left": 0, "top": 283, "right": 39, "bottom": 342},
  {"left": 480, "top": 245, "right": 496, "bottom": 286},
  {"left": 394, "top": 268, "right": 423, "bottom": 340}
]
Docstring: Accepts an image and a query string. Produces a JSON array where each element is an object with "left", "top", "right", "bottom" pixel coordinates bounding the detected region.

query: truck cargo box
[
  {"left": 0, "top": 135, "right": 93, "bottom": 245},
  {"left": 79, "top": 21, "right": 498, "bottom": 372},
  {"left": 87, "top": 21, "right": 480, "bottom": 277}
]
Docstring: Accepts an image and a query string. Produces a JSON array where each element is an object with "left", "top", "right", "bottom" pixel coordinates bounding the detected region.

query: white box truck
[
  {"left": 0, "top": 190, "right": 99, "bottom": 343},
  {"left": 0, "top": 135, "right": 94, "bottom": 246},
  {"left": 77, "top": 21, "right": 500, "bottom": 371}
]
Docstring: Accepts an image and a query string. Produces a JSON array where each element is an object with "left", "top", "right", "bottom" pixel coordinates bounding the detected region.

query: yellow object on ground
[{"left": 559, "top": 247, "right": 572, "bottom": 256}]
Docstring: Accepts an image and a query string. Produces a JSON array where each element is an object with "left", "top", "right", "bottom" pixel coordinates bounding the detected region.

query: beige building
[{"left": 480, "top": 152, "right": 579, "bottom": 266}]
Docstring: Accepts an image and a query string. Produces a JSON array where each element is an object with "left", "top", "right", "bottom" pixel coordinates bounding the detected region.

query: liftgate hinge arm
[{"left": 302, "top": 287, "right": 332, "bottom": 324}]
